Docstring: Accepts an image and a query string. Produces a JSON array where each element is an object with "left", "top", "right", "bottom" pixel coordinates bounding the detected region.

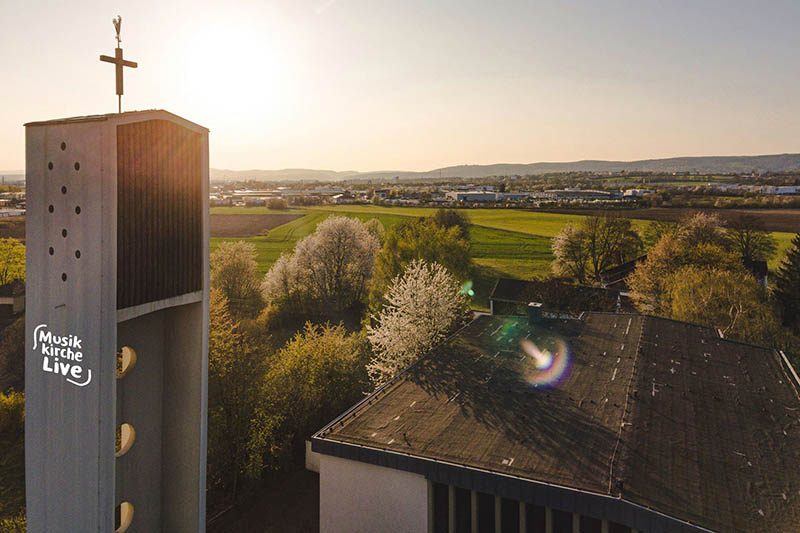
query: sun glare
[{"left": 176, "top": 18, "right": 291, "bottom": 115}]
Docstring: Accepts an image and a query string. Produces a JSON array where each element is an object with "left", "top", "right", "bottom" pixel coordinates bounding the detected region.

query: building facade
[{"left": 314, "top": 312, "right": 800, "bottom": 532}]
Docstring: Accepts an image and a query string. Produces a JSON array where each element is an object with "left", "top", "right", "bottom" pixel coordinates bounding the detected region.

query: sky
[{"left": 2, "top": 0, "right": 799, "bottom": 172}]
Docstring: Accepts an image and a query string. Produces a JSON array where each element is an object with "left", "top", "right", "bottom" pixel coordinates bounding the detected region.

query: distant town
[{"left": 207, "top": 170, "right": 800, "bottom": 210}]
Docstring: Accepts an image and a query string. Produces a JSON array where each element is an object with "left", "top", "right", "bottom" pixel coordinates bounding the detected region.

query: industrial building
[
  {"left": 445, "top": 191, "right": 499, "bottom": 202},
  {"left": 313, "top": 311, "right": 800, "bottom": 532},
  {"left": 539, "top": 189, "right": 617, "bottom": 201}
]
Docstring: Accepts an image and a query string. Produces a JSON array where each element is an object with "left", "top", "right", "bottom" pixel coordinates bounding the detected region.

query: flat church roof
[
  {"left": 314, "top": 312, "right": 800, "bottom": 532},
  {"left": 24, "top": 109, "right": 208, "bottom": 131}
]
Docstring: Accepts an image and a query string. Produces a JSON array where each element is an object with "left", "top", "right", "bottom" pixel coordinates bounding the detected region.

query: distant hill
[
  {"left": 210, "top": 153, "right": 800, "bottom": 182},
  {"left": 210, "top": 168, "right": 362, "bottom": 181},
  {"left": 0, "top": 172, "right": 24, "bottom": 183}
]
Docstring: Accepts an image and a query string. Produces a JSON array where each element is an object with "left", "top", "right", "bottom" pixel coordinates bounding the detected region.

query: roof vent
[{"left": 527, "top": 302, "right": 543, "bottom": 324}]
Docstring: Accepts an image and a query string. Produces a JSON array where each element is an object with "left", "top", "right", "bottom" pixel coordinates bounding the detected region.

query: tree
[
  {"left": 773, "top": 233, "right": 800, "bottom": 332},
  {"left": 551, "top": 216, "right": 642, "bottom": 283},
  {"left": 724, "top": 213, "right": 778, "bottom": 262},
  {"left": 370, "top": 219, "right": 471, "bottom": 309},
  {"left": 643, "top": 220, "right": 677, "bottom": 248},
  {"left": 210, "top": 241, "right": 265, "bottom": 319},
  {"left": 367, "top": 260, "right": 468, "bottom": 386},
  {"left": 207, "top": 288, "right": 273, "bottom": 503},
  {"left": 0, "top": 238, "right": 24, "bottom": 285},
  {"left": 260, "top": 252, "right": 299, "bottom": 307},
  {"left": 677, "top": 212, "right": 726, "bottom": 247},
  {"left": 628, "top": 232, "right": 740, "bottom": 314},
  {"left": 267, "top": 197, "right": 288, "bottom": 210},
  {"left": 551, "top": 223, "right": 591, "bottom": 283},
  {"left": 253, "top": 322, "right": 370, "bottom": 467},
  {"left": 364, "top": 217, "right": 385, "bottom": 246},
  {"left": 0, "top": 316, "right": 24, "bottom": 392},
  {"left": 429, "top": 209, "right": 470, "bottom": 238},
  {"left": 664, "top": 267, "right": 776, "bottom": 344},
  {"left": 628, "top": 212, "right": 747, "bottom": 314},
  {"left": 0, "top": 390, "right": 25, "bottom": 526},
  {"left": 261, "top": 216, "right": 380, "bottom": 312}
]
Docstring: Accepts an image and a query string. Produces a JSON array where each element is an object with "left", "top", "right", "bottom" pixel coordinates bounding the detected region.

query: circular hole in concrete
[
  {"left": 114, "top": 501, "right": 134, "bottom": 533},
  {"left": 48, "top": 247, "right": 54, "bottom": 255},
  {"left": 75, "top": 206, "right": 81, "bottom": 214},
  {"left": 75, "top": 250, "right": 81, "bottom": 259},
  {"left": 60, "top": 142, "right": 66, "bottom": 151},
  {"left": 61, "top": 186, "right": 67, "bottom": 194},
  {"left": 115, "top": 423, "right": 136, "bottom": 457},
  {"left": 62, "top": 229, "right": 67, "bottom": 238},
  {"left": 74, "top": 162, "right": 80, "bottom": 171},
  {"left": 48, "top": 162, "right": 53, "bottom": 170},
  {"left": 48, "top": 205, "right": 54, "bottom": 213},
  {"left": 61, "top": 273, "right": 67, "bottom": 282},
  {"left": 116, "top": 346, "right": 137, "bottom": 378}
]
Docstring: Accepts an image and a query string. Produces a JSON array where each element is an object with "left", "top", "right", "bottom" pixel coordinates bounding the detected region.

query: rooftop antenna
[{"left": 99, "top": 16, "right": 138, "bottom": 113}]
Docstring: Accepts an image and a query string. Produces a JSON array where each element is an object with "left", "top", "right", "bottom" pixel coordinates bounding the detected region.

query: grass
[
  {"left": 307, "top": 205, "right": 613, "bottom": 237},
  {"left": 211, "top": 206, "right": 796, "bottom": 293},
  {"left": 305, "top": 205, "right": 656, "bottom": 237},
  {"left": 308, "top": 205, "right": 435, "bottom": 218},
  {"left": 772, "top": 232, "right": 797, "bottom": 271},
  {"left": 468, "top": 225, "right": 553, "bottom": 272},
  {"left": 212, "top": 208, "right": 556, "bottom": 308},
  {"left": 210, "top": 211, "right": 415, "bottom": 276},
  {"left": 211, "top": 207, "right": 306, "bottom": 215},
  {"left": 466, "top": 225, "right": 554, "bottom": 310},
  {"left": 212, "top": 212, "right": 328, "bottom": 275}
]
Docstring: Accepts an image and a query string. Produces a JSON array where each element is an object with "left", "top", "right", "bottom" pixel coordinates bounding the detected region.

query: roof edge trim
[{"left": 312, "top": 436, "right": 713, "bottom": 533}]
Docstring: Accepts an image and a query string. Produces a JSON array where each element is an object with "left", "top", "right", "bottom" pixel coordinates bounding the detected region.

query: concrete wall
[
  {"left": 116, "top": 311, "right": 166, "bottom": 531},
  {"left": 25, "top": 118, "right": 118, "bottom": 532},
  {"left": 161, "top": 301, "right": 207, "bottom": 533},
  {"left": 320, "top": 454, "right": 427, "bottom": 533},
  {"left": 305, "top": 440, "right": 320, "bottom": 473},
  {"left": 25, "top": 111, "right": 209, "bottom": 533}
]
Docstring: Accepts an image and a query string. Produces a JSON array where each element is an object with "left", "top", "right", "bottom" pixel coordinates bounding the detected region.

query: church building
[{"left": 313, "top": 311, "right": 800, "bottom": 532}]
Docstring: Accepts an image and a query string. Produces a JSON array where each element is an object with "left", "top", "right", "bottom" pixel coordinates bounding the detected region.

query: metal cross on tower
[{"left": 100, "top": 16, "right": 138, "bottom": 113}]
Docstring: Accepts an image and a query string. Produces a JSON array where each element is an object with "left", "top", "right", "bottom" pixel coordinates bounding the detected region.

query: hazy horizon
[{"left": 3, "top": 1, "right": 799, "bottom": 171}]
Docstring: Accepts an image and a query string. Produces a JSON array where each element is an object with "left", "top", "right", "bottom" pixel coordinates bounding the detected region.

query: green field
[
  {"left": 304, "top": 205, "right": 657, "bottom": 237},
  {"left": 210, "top": 207, "right": 557, "bottom": 309},
  {"left": 773, "top": 232, "right": 796, "bottom": 271},
  {"left": 211, "top": 206, "right": 796, "bottom": 308},
  {"left": 210, "top": 210, "right": 416, "bottom": 276},
  {"left": 211, "top": 206, "right": 307, "bottom": 215},
  {"left": 211, "top": 205, "right": 648, "bottom": 237}
]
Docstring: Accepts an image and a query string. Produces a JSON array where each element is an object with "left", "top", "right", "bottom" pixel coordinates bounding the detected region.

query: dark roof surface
[
  {"left": 316, "top": 313, "right": 800, "bottom": 532},
  {"left": 0, "top": 279, "right": 24, "bottom": 297},
  {"left": 24, "top": 109, "right": 208, "bottom": 130},
  {"left": 600, "top": 256, "right": 647, "bottom": 287},
  {"left": 489, "top": 278, "right": 629, "bottom": 313}
]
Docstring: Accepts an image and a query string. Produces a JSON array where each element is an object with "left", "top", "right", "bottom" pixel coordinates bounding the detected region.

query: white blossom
[
  {"left": 366, "top": 259, "right": 468, "bottom": 386},
  {"left": 261, "top": 216, "right": 380, "bottom": 311}
]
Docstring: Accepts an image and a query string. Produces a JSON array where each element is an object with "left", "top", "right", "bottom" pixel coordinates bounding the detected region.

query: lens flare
[
  {"left": 519, "top": 337, "right": 571, "bottom": 387},
  {"left": 460, "top": 281, "right": 474, "bottom": 297}
]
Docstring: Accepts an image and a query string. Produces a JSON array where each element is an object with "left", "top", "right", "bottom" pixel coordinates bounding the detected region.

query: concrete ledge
[{"left": 116, "top": 291, "right": 203, "bottom": 323}]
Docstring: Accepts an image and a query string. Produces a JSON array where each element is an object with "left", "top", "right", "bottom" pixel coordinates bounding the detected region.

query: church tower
[{"left": 24, "top": 110, "right": 210, "bottom": 532}]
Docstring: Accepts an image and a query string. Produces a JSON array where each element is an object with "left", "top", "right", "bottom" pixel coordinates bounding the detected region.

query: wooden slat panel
[{"left": 116, "top": 119, "right": 203, "bottom": 309}]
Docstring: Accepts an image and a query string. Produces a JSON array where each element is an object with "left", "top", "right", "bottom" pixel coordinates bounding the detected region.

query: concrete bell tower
[{"left": 24, "top": 110, "right": 210, "bottom": 532}]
